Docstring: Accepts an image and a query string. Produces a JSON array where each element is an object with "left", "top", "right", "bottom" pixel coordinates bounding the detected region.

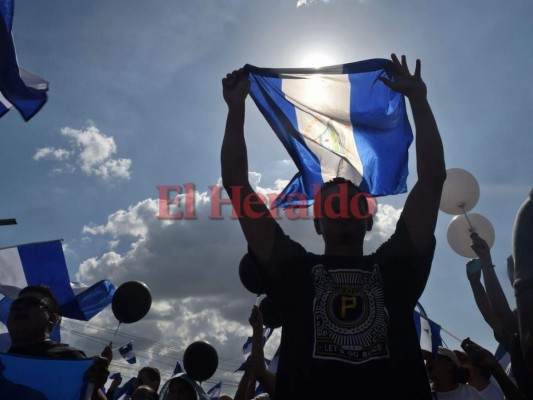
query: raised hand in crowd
[{"left": 462, "top": 338, "right": 526, "bottom": 400}]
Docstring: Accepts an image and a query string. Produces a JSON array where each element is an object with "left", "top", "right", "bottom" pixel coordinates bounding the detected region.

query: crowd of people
[{"left": 0, "top": 54, "right": 531, "bottom": 399}]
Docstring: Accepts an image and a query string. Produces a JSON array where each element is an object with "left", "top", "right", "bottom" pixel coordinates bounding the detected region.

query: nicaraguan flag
[
  {"left": 112, "top": 377, "right": 136, "bottom": 400},
  {"left": 173, "top": 359, "right": 184, "bottom": 375},
  {"left": 246, "top": 59, "right": 412, "bottom": 208},
  {"left": 207, "top": 381, "right": 222, "bottom": 400},
  {"left": 0, "top": 0, "right": 48, "bottom": 121},
  {"left": 234, "top": 327, "right": 274, "bottom": 372},
  {"left": 0, "top": 240, "right": 115, "bottom": 320},
  {"left": 0, "top": 352, "right": 93, "bottom": 399},
  {"left": 119, "top": 341, "right": 136, "bottom": 364},
  {"left": 413, "top": 302, "right": 442, "bottom": 354}
]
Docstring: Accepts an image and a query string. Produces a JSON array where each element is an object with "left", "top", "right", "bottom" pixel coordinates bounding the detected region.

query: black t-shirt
[
  {"left": 252, "top": 217, "right": 435, "bottom": 400},
  {"left": 8, "top": 340, "right": 87, "bottom": 360}
]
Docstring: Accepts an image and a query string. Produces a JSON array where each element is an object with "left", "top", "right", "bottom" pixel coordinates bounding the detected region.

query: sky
[{"left": 1, "top": 0, "right": 532, "bottom": 395}]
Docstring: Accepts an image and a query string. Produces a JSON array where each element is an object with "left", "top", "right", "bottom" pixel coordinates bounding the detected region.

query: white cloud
[
  {"left": 33, "top": 147, "right": 71, "bottom": 161},
  {"left": 33, "top": 125, "right": 131, "bottom": 180},
  {"left": 61, "top": 125, "right": 132, "bottom": 180}
]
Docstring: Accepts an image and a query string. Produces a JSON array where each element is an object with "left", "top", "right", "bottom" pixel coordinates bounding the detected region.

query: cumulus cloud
[
  {"left": 33, "top": 147, "right": 71, "bottom": 161},
  {"left": 33, "top": 125, "right": 131, "bottom": 180}
]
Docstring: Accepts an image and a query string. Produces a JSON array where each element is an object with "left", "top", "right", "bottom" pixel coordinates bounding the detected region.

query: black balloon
[
  {"left": 239, "top": 253, "right": 264, "bottom": 295},
  {"left": 183, "top": 341, "right": 219, "bottom": 382},
  {"left": 259, "top": 296, "right": 282, "bottom": 328},
  {"left": 112, "top": 281, "right": 152, "bottom": 324}
]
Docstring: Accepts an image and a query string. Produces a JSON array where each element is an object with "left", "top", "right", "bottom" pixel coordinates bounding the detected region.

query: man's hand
[
  {"left": 379, "top": 54, "right": 427, "bottom": 100},
  {"left": 109, "top": 375, "right": 122, "bottom": 391},
  {"left": 222, "top": 69, "right": 250, "bottom": 108},
  {"left": 470, "top": 233, "right": 493, "bottom": 267},
  {"left": 86, "top": 356, "right": 110, "bottom": 390},
  {"left": 461, "top": 337, "right": 498, "bottom": 369},
  {"left": 100, "top": 341, "right": 113, "bottom": 367},
  {"left": 466, "top": 258, "right": 482, "bottom": 282},
  {"left": 249, "top": 305, "right": 264, "bottom": 332}
]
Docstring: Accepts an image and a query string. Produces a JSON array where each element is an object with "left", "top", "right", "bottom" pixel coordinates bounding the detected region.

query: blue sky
[{"left": 1, "top": 0, "right": 532, "bottom": 394}]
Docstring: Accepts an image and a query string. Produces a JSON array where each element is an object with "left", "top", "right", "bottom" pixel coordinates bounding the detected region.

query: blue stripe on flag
[
  {"left": 246, "top": 59, "right": 412, "bottom": 208},
  {"left": 0, "top": 240, "right": 115, "bottom": 321},
  {"left": 0, "top": 0, "right": 48, "bottom": 121},
  {"left": 0, "top": 352, "right": 92, "bottom": 400}
]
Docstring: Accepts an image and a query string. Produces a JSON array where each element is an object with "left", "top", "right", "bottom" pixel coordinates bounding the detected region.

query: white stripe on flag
[
  {"left": 282, "top": 73, "right": 363, "bottom": 185},
  {"left": 0, "top": 247, "right": 28, "bottom": 298}
]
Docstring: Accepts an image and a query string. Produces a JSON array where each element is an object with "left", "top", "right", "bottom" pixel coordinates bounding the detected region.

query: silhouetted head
[{"left": 313, "top": 178, "right": 374, "bottom": 246}]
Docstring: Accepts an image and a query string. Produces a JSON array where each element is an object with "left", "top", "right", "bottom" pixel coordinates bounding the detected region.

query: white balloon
[
  {"left": 440, "top": 168, "right": 480, "bottom": 215},
  {"left": 447, "top": 213, "right": 495, "bottom": 258}
]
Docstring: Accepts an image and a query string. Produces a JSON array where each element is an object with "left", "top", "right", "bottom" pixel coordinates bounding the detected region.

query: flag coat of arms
[
  {"left": 246, "top": 59, "right": 412, "bottom": 208},
  {"left": 413, "top": 302, "right": 442, "bottom": 354}
]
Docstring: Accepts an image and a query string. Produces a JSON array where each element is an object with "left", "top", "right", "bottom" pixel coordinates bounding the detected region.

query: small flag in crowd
[
  {"left": 0, "top": 0, "right": 49, "bottom": 121},
  {"left": 207, "top": 381, "right": 222, "bottom": 400},
  {"left": 112, "top": 377, "right": 136, "bottom": 400},
  {"left": 235, "top": 327, "right": 274, "bottom": 372},
  {"left": 173, "top": 360, "right": 184, "bottom": 375},
  {"left": 246, "top": 58, "right": 412, "bottom": 208},
  {"left": 119, "top": 341, "right": 136, "bottom": 364},
  {"left": 414, "top": 302, "right": 442, "bottom": 354}
]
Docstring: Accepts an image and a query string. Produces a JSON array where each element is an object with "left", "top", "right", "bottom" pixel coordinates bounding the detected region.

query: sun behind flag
[{"left": 246, "top": 59, "right": 412, "bottom": 208}]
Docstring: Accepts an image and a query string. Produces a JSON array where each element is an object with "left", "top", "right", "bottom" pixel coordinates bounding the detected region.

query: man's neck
[{"left": 324, "top": 243, "right": 364, "bottom": 257}]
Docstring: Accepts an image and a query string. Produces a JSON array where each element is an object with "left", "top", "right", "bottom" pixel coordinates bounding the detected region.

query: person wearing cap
[
  {"left": 222, "top": 54, "right": 445, "bottom": 399},
  {"left": 424, "top": 347, "right": 483, "bottom": 399}
]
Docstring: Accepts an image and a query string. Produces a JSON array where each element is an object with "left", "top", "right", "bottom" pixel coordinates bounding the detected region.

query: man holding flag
[{"left": 221, "top": 54, "right": 445, "bottom": 399}]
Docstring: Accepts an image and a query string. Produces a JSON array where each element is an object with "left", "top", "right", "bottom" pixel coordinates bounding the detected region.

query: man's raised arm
[
  {"left": 221, "top": 69, "right": 278, "bottom": 260},
  {"left": 380, "top": 54, "right": 446, "bottom": 254}
]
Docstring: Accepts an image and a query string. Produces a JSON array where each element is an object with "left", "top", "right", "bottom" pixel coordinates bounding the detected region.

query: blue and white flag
[
  {"left": 119, "top": 341, "right": 136, "bottom": 364},
  {"left": 112, "top": 377, "right": 136, "bottom": 400},
  {"left": 246, "top": 59, "right": 412, "bottom": 208},
  {"left": 207, "top": 381, "right": 222, "bottom": 400},
  {"left": 0, "top": 0, "right": 48, "bottom": 121},
  {"left": 0, "top": 352, "right": 92, "bottom": 400},
  {"left": 173, "top": 359, "right": 184, "bottom": 375},
  {"left": 0, "top": 240, "right": 115, "bottom": 320},
  {"left": 414, "top": 302, "right": 442, "bottom": 354},
  {"left": 235, "top": 327, "right": 274, "bottom": 372}
]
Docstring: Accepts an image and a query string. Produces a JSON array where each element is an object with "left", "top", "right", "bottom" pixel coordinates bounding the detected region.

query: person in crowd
[
  {"left": 234, "top": 306, "right": 276, "bottom": 400},
  {"left": 466, "top": 233, "right": 533, "bottom": 397},
  {"left": 512, "top": 188, "right": 533, "bottom": 371},
  {"left": 221, "top": 54, "right": 446, "bottom": 399},
  {"left": 424, "top": 347, "right": 483, "bottom": 399},
  {"left": 159, "top": 372, "right": 210, "bottom": 400},
  {"left": 453, "top": 350, "right": 504, "bottom": 399},
  {"left": 461, "top": 338, "right": 527, "bottom": 400},
  {"left": 6, "top": 284, "right": 110, "bottom": 399},
  {"left": 131, "top": 384, "right": 159, "bottom": 400},
  {"left": 106, "top": 366, "right": 161, "bottom": 400}
]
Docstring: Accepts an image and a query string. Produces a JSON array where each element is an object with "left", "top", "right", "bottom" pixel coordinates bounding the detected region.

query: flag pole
[{"left": 417, "top": 313, "right": 463, "bottom": 344}]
